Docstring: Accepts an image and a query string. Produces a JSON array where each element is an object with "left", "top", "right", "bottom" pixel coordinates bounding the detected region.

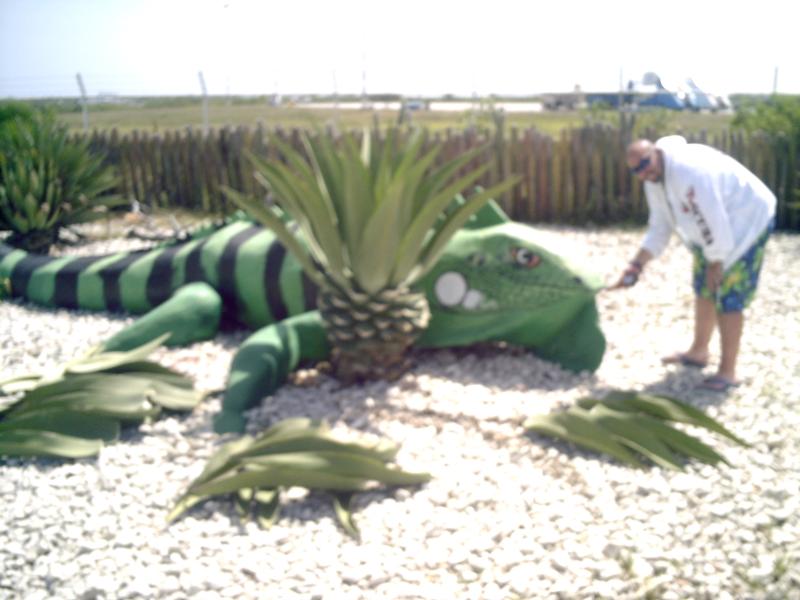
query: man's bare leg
[
  {"left": 663, "top": 296, "right": 716, "bottom": 365},
  {"left": 716, "top": 311, "right": 744, "bottom": 382}
]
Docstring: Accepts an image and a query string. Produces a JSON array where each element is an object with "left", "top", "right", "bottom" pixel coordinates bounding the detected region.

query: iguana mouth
[
  {"left": 433, "top": 271, "right": 589, "bottom": 312},
  {"left": 434, "top": 271, "right": 495, "bottom": 310}
]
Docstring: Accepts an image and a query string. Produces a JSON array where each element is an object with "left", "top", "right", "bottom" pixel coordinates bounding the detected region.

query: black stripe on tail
[
  {"left": 53, "top": 256, "right": 106, "bottom": 308},
  {"left": 185, "top": 238, "right": 210, "bottom": 283},
  {"left": 264, "top": 240, "right": 289, "bottom": 321},
  {"left": 0, "top": 243, "right": 16, "bottom": 262},
  {"left": 145, "top": 244, "right": 185, "bottom": 307},
  {"left": 9, "top": 254, "right": 56, "bottom": 298},
  {"left": 217, "top": 225, "right": 264, "bottom": 316},
  {"left": 99, "top": 250, "right": 149, "bottom": 312}
]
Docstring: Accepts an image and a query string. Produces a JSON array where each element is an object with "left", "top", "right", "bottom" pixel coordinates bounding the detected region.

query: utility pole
[
  {"left": 361, "top": 52, "right": 369, "bottom": 109},
  {"left": 332, "top": 69, "right": 339, "bottom": 127},
  {"left": 773, "top": 66, "right": 779, "bottom": 94},
  {"left": 198, "top": 71, "right": 209, "bottom": 136},
  {"left": 75, "top": 73, "right": 89, "bottom": 131},
  {"left": 332, "top": 69, "right": 338, "bottom": 109}
]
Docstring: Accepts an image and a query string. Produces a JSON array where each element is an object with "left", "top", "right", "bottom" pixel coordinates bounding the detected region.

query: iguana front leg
[
  {"left": 102, "top": 282, "right": 222, "bottom": 351},
  {"left": 510, "top": 301, "right": 606, "bottom": 373},
  {"left": 214, "top": 311, "right": 330, "bottom": 434}
]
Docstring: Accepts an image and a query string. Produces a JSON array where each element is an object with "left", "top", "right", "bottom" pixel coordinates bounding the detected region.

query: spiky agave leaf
[
  {"left": 525, "top": 390, "right": 748, "bottom": 470},
  {"left": 168, "top": 419, "right": 430, "bottom": 538},
  {"left": 0, "top": 336, "right": 203, "bottom": 459}
]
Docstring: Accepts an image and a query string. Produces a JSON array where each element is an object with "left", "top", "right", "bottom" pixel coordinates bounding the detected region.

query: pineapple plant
[{"left": 225, "top": 128, "right": 518, "bottom": 384}]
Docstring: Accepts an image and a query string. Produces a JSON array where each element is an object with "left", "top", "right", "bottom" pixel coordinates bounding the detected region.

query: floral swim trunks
[{"left": 692, "top": 223, "right": 773, "bottom": 313}]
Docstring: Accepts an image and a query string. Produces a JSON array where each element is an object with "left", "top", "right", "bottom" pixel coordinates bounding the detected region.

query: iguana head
[{"left": 415, "top": 208, "right": 605, "bottom": 371}]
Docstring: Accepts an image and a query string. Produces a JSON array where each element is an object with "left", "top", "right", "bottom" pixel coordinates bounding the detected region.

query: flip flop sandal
[
  {"left": 697, "top": 375, "right": 740, "bottom": 392},
  {"left": 662, "top": 353, "right": 708, "bottom": 368}
]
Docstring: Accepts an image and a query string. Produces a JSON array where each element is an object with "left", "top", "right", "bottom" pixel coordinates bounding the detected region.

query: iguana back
[{"left": 0, "top": 220, "right": 314, "bottom": 328}]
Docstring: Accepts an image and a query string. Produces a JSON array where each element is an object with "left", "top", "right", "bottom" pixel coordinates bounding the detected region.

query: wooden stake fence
[{"left": 77, "top": 123, "right": 798, "bottom": 230}]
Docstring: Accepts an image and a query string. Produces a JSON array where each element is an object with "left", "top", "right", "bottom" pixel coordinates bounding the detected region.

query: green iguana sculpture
[{"left": 0, "top": 202, "right": 606, "bottom": 433}]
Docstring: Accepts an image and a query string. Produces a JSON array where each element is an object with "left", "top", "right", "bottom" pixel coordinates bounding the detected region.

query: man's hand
[
  {"left": 612, "top": 261, "right": 643, "bottom": 289},
  {"left": 705, "top": 261, "right": 724, "bottom": 295}
]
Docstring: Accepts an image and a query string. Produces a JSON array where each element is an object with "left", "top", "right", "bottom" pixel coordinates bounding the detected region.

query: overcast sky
[{"left": 1, "top": 0, "right": 797, "bottom": 99}]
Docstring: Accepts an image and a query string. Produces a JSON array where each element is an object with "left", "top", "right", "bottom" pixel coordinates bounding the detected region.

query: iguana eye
[{"left": 511, "top": 247, "right": 540, "bottom": 268}]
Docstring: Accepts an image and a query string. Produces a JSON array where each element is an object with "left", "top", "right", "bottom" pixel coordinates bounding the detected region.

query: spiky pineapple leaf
[
  {"left": 579, "top": 390, "right": 749, "bottom": 446},
  {"left": 332, "top": 492, "right": 360, "bottom": 539},
  {"left": 236, "top": 487, "right": 254, "bottom": 517},
  {"left": 241, "top": 451, "right": 430, "bottom": 487},
  {"left": 0, "top": 335, "right": 202, "bottom": 459},
  {"left": 0, "top": 410, "right": 120, "bottom": 442},
  {"left": 527, "top": 390, "right": 747, "bottom": 469},
  {"left": 525, "top": 409, "right": 644, "bottom": 467},
  {"left": 0, "top": 372, "right": 41, "bottom": 396},
  {"left": 64, "top": 333, "right": 171, "bottom": 374},
  {"left": 241, "top": 434, "right": 399, "bottom": 463},
  {"left": 165, "top": 493, "right": 207, "bottom": 524},
  {"left": 0, "top": 429, "right": 105, "bottom": 458},
  {"left": 168, "top": 419, "right": 430, "bottom": 537},
  {"left": 254, "top": 488, "right": 282, "bottom": 529},
  {"left": 189, "top": 461, "right": 374, "bottom": 496},
  {"left": 232, "top": 128, "right": 519, "bottom": 296},
  {"left": 582, "top": 404, "right": 686, "bottom": 470}
]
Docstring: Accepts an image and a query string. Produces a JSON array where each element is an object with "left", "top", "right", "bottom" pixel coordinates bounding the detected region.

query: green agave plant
[
  {"left": 0, "top": 112, "right": 126, "bottom": 253},
  {"left": 525, "top": 390, "right": 749, "bottom": 470},
  {"left": 168, "top": 417, "right": 431, "bottom": 538},
  {"left": 224, "top": 128, "right": 519, "bottom": 383},
  {"left": 0, "top": 335, "right": 204, "bottom": 458}
]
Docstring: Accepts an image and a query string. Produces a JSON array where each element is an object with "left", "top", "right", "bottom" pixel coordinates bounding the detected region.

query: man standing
[{"left": 617, "top": 136, "right": 776, "bottom": 391}]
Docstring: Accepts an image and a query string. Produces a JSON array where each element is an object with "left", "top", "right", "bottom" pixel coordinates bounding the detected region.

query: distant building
[{"left": 543, "top": 72, "right": 730, "bottom": 112}]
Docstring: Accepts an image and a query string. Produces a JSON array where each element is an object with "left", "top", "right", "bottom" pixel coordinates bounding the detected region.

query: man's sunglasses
[{"left": 630, "top": 155, "right": 651, "bottom": 174}]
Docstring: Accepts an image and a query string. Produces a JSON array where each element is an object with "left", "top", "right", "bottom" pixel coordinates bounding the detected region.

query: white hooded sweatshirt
[{"left": 641, "top": 135, "right": 776, "bottom": 270}]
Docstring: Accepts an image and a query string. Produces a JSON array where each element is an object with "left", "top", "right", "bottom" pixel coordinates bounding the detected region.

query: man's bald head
[
  {"left": 626, "top": 139, "right": 662, "bottom": 182},
  {"left": 626, "top": 139, "right": 654, "bottom": 164}
]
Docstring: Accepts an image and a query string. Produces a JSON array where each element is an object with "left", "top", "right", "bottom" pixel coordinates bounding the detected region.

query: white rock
[{"left": 2, "top": 227, "right": 798, "bottom": 599}]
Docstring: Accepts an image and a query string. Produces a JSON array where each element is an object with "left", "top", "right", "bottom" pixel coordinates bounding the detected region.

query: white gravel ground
[{"left": 1, "top": 225, "right": 799, "bottom": 600}]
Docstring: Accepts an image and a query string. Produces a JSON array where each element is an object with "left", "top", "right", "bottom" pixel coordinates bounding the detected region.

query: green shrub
[
  {"left": 632, "top": 108, "right": 677, "bottom": 139},
  {"left": 733, "top": 95, "right": 800, "bottom": 223},
  {"left": 0, "top": 100, "right": 36, "bottom": 131},
  {"left": 732, "top": 94, "right": 800, "bottom": 139},
  {"left": 0, "top": 112, "right": 126, "bottom": 253}
]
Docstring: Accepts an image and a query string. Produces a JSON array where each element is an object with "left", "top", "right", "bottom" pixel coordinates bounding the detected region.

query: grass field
[{"left": 54, "top": 97, "right": 735, "bottom": 137}]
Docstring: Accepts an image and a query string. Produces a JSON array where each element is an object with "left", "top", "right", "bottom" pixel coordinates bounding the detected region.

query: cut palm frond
[
  {"left": 0, "top": 335, "right": 204, "bottom": 459},
  {"left": 525, "top": 390, "right": 748, "bottom": 470},
  {"left": 168, "top": 418, "right": 430, "bottom": 539}
]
